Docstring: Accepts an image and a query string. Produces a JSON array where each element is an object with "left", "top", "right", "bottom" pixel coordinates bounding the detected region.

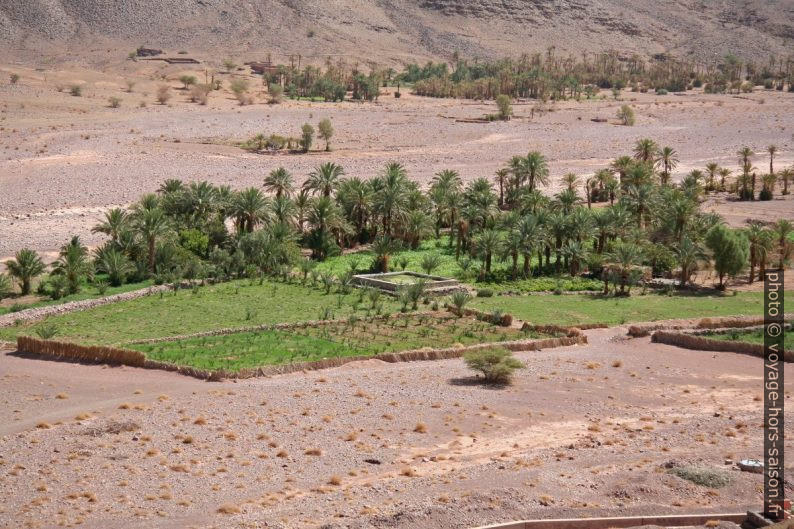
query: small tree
[
  {"left": 706, "top": 225, "right": 749, "bottom": 289},
  {"left": 125, "top": 80, "right": 135, "bottom": 92},
  {"left": 179, "top": 75, "right": 197, "bottom": 90},
  {"left": 5, "top": 248, "right": 45, "bottom": 295},
  {"left": 420, "top": 253, "right": 442, "bottom": 275},
  {"left": 108, "top": 96, "right": 122, "bottom": 108},
  {"left": 300, "top": 123, "right": 314, "bottom": 153},
  {"left": 230, "top": 79, "right": 250, "bottom": 105},
  {"left": 464, "top": 347, "right": 525, "bottom": 384},
  {"left": 617, "top": 105, "right": 635, "bottom": 126},
  {"left": 495, "top": 94, "right": 512, "bottom": 120},
  {"left": 223, "top": 58, "right": 237, "bottom": 72},
  {"left": 0, "top": 273, "right": 12, "bottom": 300},
  {"left": 318, "top": 118, "right": 334, "bottom": 151},
  {"left": 10, "top": 73, "right": 20, "bottom": 84},
  {"left": 189, "top": 84, "right": 210, "bottom": 105},
  {"left": 268, "top": 83, "right": 284, "bottom": 104},
  {"left": 450, "top": 290, "right": 471, "bottom": 315},
  {"left": 156, "top": 85, "right": 171, "bottom": 105}
]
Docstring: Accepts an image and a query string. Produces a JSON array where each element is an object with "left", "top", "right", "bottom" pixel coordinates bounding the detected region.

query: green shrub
[
  {"left": 669, "top": 466, "right": 730, "bottom": 488},
  {"left": 70, "top": 85, "right": 82, "bottom": 97},
  {"left": 476, "top": 288, "right": 494, "bottom": 297},
  {"left": 450, "top": 290, "right": 471, "bottom": 314},
  {"left": 464, "top": 347, "right": 524, "bottom": 384},
  {"left": 34, "top": 322, "right": 58, "bottom": 339},
  {"left": 617, "top": 105, "right": 634, "bottom": 125}
]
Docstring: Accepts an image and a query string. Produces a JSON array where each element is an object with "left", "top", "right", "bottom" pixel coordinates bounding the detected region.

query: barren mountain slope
[{"left": 1, "top": 0, "right": 793, "bottom": 65}]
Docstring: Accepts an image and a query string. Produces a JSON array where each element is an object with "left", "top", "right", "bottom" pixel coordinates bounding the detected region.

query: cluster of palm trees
[
  {"left": 2, "top": 139, "right": 792, "bottom": 301},
  {"left": 407, "top": 50, "right": 794, "bottom": 101}
]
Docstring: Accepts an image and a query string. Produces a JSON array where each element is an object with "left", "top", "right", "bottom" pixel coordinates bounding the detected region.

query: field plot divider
[{"left": 16, "top": 332, "right": 587, "bottom": 381}]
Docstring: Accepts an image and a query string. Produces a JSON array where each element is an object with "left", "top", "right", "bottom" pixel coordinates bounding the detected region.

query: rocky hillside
[{"left": 2, "top": 0, "right": 793, "bottom": 65}]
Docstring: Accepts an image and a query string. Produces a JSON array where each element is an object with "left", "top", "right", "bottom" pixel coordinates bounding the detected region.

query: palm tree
[
  {"left": 562, "top": 240, "right": 589, "bottom": 276},
  {"left": 264, "top": 167, "right": 294, "bottom": 198},
  {"left": 305, "top": 162, "right": 344, "bottom": 197},
  {"left": 337, "top": 177, "right": 373, "bottom": 243},
  {"left": 494, "top": 168, "right": 510, "bottom": 207},
  {"left": 92, "top": 208, "right": 129, "bottom": 244},
  {"left": 271, "top": 195, "right": 296, "bottom": 226},
  {"left": 306, "top": 196, "right": 346, "bottom": 260},
  {"left": 633, "top": 138, "right": 659, "bottom": 164},
  {"left": 718, "top": 168, "right": 732, "bottom": 192},
  {"left": 605, "top": 242, "right": 643, "bottom": 294},
  {"left": 523, "top": 151, "right": 549, "bottom": 192},
  {"left": 611, "top": 156, "right": 634, "bottom": 185},
  {"left": 232, "top": 188, "right": 270, "bottom": 233},
  {"left": 94, "top": 248, "right": 133, "bottom": 286},
  {"left": 403, "top": 209, "right": 432, "bottom": 249},
  {"left": 562, "top": 172, "right": 580, "bottom": 192},
  {"left": 374, "top": 163, "right": 410, "bottom": 236},
  {"left": 767, "top": 144, "right": 778, "bottom": 175},
  {"left": 5, "top": 248, "right": 45, "bottom": 295},
  {"left": 746, "top": 222, "right": 772, "bottom": 283},
  {"left": 134, "top": 207, "right": 171, "bottom": 273},
  {"left": 52, "top": 236, "right": 92, "bottom": 294},
  {"left": 773, "top": 219, "right": 793, "bottom": 268},
  {"left": 554, "top": 188, "right": 579, "bottom": 215},
  {"left": 704, "top": 162, "right": 720, "bottom": 192},
  {"left": 624, "top": 184, "right": 655, "bottom": 229},
  {"left": 473, "top": 229, "right": 503, "bottom": 276},
  {"left": 655, "top": 146, "right": 678, "bottom": 186},
  {"left": 370, "top": 236, "right": 400, "bottom": 272},
  {"left": 737, "top": 147, "right": 755, "bottom": 199},
  {"left": 420, "top": 253, "right": 442, "bottom": 275},
  {"left": 674, "top": 236, "right": 707, "bottom": 287},
  {"left": 294, "top": 189, "right": 311, "bottom": 234},
  {"left": 517, "top": 215, "right": 542, "bottom": 276},
  {"left": 779, "top": 167, "right": 792, "bottom": 195}
]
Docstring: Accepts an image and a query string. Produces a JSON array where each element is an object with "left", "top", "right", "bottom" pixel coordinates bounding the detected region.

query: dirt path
[{"left": 0, "top": 322, "right": 788, "bottom": 528}]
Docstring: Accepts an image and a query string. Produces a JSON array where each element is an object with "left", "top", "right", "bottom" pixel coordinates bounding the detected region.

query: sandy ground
[
  {"left": 0, "top": 325, "right": 790, "bottom": 529},
  {"left": 1, "top": 62, "right": 793, "bottom": 261}
]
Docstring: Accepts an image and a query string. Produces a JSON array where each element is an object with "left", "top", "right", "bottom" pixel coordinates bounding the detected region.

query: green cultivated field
[
  {"left": 130, "top": 313, "right": 533, "bottom": 371},
  {"left": 0, "top": 278, "right": 154, "bottom": 316},
  {"left": 471, "top": 291, "right": 781, "bottom": 327},
  {"left": 0, "top": 279, "right": 400, "bottom": 345},
  {"left": 316, "top": 237, "right": 602, "bottom": 293},
  {"left": 702, "top": 326, "right": 792, "bottom": 346}
]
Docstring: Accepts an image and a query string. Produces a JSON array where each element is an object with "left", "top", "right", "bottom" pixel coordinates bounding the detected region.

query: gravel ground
[
  {"left": 0, "top": 63, "right": 793, "bottom": 261},
  {"left": 0, "top": 326, "right": 789, "bottom": 528}
]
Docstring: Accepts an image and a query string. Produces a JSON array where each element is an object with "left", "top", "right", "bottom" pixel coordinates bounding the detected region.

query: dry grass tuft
[
  {"left": 193, "top": 416, "right": 207, "bottom": 425},
  {"left": 55, "top": 393, "right": 69, "bottom": 400},
  {"left": 413, "top": 422, "right": 427, "bottom": 434},
  {"left": 611, "top": 360, "right": 623, "bottom": 368},
  {"left": 328, "top": 475, "right": 343, "bottom": 486},
  {"left": 36, "top": 422, "right": 51, "bottom": 429},
  {"left": 399, "top": 467, "right": 417, "bottom": 477},
  {"left": 217, "top": 503, "right": 241, "bottom": 514},
  {"left": 305, "top": 448, "right": 323, "bottom": 456}
]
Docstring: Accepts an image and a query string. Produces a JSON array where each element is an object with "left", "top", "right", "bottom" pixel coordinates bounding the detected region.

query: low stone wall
[
  {"left": 0, "top": 284, "right": 183, "bottom": 328},
  {"left": 628, "top": 314, "right": 793, "bottom": 337},
  {"left": 16, "top": 333, "right": 587, "bottom": 381},
  {"left": 473, "top": 513, "right": 748, "bottom": 529},
  {"left": 651, "top": 331, "right": 794, "bottom": 361}
]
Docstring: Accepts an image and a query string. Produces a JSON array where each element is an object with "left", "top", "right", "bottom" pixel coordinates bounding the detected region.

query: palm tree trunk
[
  {"left": 749, "top": 248, "right": 756, "bottom": 283},
  {"left": 148, "top": 237, "right": 156, "bottom": 272},
  {"left": 523, "top": 254, "right": 531, "bottom": 277}
]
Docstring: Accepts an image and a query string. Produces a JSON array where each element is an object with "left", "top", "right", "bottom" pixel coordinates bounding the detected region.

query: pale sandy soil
[
  {"left": 0, "top": 326, "right": 790, "bottom": 529},
  {"left": 1, "top": 62, "right": 793, "bottom": 261}
]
